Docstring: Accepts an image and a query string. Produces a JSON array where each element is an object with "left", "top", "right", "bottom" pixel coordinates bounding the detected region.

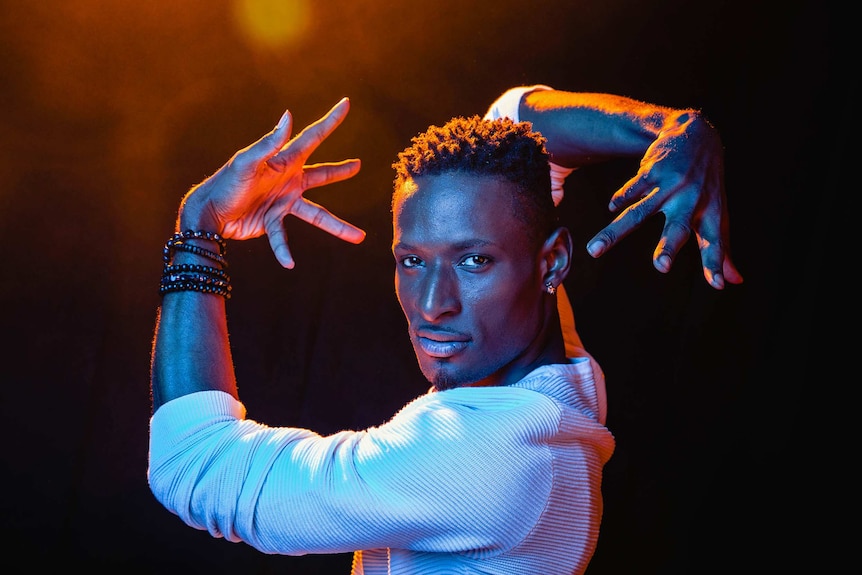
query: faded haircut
[{"left": 392, "top": 115, "right": 558, "bottom": 245}]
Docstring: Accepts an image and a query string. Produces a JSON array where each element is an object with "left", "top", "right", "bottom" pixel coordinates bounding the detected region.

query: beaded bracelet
[
  {"left": 160, "top": 230, "right": 232, "bottom": 299},
  {"left": 163, "top": 230, "right": 228, "bottom": 267},
  {"left": 163, "top": 263, "right": 230, "bottom": 282},
  {"left": 159, "top": 279, "right": 232, "bottom": 299},
  {"left": 171, "top": 230, "right": 227, "bottom": 254},
  {"left": 161, "top": 272, "right": 231, "bottom": 288},
  {"left": 164, "top": 241, "right": 228, "bottom": 268},
  {"left": 159, "top": 271, "right": 233, "bottom": 299}
]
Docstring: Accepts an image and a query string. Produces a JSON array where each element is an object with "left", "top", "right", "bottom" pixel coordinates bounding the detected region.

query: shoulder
[
  {"left": 375, "top": 386, "right": 560, "bottom": 447},
  {"left": 515, "top": 359, "right": 609, "bottom": 426}
]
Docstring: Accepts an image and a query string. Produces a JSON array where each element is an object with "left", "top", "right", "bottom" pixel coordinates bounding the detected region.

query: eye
[
  {"left": 459, "top": 254, "right": 491, "bottom": 269},
  {"left": 400, "top": 255, "right": 423, "bottom": 269}
]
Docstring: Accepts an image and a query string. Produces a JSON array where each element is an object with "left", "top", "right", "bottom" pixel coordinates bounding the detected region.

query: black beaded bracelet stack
[
  {"left": 163, "top": 230, "right": 228, "bottom": 267},
  {"left": 160, "top": 230, "right": 232, "bottom": 299}
]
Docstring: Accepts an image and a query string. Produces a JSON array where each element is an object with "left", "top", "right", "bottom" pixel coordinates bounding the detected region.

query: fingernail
[
  {"left": 656, "top": 255, "right": 671, "bottom": 273},
  {"left": 275, "top": 110, "right": 290, "bottom": 130},
  {"left": 587, "top": 240, "right": 605, "bottom": 258}
]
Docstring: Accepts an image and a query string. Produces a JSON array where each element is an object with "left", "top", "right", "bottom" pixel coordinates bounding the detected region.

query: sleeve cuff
[{"left": 483, "top": 84, "right": 554, "bottom": 122}]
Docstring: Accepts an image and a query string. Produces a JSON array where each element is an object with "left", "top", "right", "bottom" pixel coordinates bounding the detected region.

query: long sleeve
[{"left": 148, "top": 361, "right": 614, "bottom": 574}]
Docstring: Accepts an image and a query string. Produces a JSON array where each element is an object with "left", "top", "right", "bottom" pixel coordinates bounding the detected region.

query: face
[{"left": 392, "top": 172, "right": 553, "bottom": 391}]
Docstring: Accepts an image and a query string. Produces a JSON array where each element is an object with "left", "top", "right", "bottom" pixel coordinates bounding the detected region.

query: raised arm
[
  {"left": 500, "top": 86, "right": 743, "bottom": 290},
  {"left": 150, "top": 98, "right": 363, "bottom": 412}
]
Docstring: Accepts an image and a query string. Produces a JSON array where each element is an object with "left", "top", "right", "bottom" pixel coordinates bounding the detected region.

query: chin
[
  {"left": 427, "top": 364, "right": 477, "bottom": 392},
  {"left": 431, "top": 375, "right": 459, "bottom": 392},
  {"left": 417, "top": 352, "right": 486, "bottom": 391}
]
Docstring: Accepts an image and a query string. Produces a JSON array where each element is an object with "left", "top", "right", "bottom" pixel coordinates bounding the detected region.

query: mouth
[{"left": 414, "top": 328, "right": 470, "bottom": 359}]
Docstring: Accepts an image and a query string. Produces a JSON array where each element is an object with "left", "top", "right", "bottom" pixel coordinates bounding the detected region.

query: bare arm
[
  {"left": 519, "top": 89, "right": 743, "bottom": 289},
  {"left": 150, "top": 98, "right": 364, "bottom": 412}
]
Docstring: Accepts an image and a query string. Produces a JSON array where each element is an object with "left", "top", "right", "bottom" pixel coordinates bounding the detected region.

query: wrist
[
  {"left": 160, "top": 230, "right": 231, "bottom": 299},
  {"left": 177, "top": 190, "right": 221, "bottom": 234},
  {"left": 164, "top": 231, "right": 228, "bottom": 268}
]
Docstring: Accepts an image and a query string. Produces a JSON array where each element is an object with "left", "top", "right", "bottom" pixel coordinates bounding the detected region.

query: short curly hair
[{"left": 392, "top": 115, "right": 558, "bottom": 245}]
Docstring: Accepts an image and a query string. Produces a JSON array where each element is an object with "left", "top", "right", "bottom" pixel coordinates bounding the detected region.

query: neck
[{"left": 463, "top": 306, "right": 567, "bottom": 390}]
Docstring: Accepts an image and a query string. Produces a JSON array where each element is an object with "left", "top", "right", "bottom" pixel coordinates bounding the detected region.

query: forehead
[{"left": 392, "top": 172, "right": 528, "bottom": 248}]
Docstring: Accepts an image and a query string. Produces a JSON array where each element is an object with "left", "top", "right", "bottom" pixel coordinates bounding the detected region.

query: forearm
[
  {"left": 149, "top": 100, "right": 365, "bottom": 412},
  {"left": 151, "top": 220, "right": 238, "bottom": 412},
  {"left": 519, "top": 90, "right": 699, "bottom": 167}
]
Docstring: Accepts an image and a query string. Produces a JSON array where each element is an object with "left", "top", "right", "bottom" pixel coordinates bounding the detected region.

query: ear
[{"left": 539, "top": 226, "right": 573, "bottom": 291}]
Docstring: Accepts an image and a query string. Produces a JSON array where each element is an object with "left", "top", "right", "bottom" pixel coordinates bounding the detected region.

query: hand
[
  {"left": 585, "top": 112, "right": 743, "bottom": 290},
  {"left": 178, "top": 97, "right": 365, "bottom": 269}
]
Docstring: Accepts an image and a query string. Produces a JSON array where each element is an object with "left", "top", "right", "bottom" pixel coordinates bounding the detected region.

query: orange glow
[{"left": 232, "top": 0, "right": 311, "bottom": 49}]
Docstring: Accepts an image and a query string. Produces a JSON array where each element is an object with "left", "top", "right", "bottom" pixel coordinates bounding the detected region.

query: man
[{"left": 148, "top": 85, "right": 742, "bottom": 574}]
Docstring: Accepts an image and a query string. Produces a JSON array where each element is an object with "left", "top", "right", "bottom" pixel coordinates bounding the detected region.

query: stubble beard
[
  {"left": 430, "top": 370, "right": 458, "bottom": 392},
  {"left": 421, "top": 359, "right": 470, "bottom": 392}
]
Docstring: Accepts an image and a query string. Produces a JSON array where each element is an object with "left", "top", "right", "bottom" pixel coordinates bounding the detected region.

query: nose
[{"left": 417, "top": 263, "right": 461, "bottom": 321}]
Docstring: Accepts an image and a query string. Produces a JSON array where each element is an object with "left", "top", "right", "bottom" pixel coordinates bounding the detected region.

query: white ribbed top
[{"left": 149, "top": 359, "right": 615, "bottom": 575}]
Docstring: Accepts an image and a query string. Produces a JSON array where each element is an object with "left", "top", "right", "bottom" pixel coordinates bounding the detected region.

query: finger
[
  {"left": 692, "top": 194, "right": 738, "bottom": 290},
  {"left": 232, "top": 109, "right": 295, "bottom": 173},
  {"left": 694, "top": 230, "right": 727, "bottom": 289},
  {"left": 722, "top": 257, "right": 744, "bottom": 285},
  {"left": 608, "top": 171, "right": 653, "bottom": 212},
  {"left": 717, "top": 190, "right": 744, "bottom": 285},
  {"left": 264, "top": 216, "right": 295, "bottom": 269},
  {"left": 303, "top": 159, "right": 362, "bottom": 190},
  {"left": 652, "top": 219, "right": 692, "bottom": 274},
  {"left": 292, "top": 197, "right": 366, "bottom": 244},
  {"left": 272, "top": 98, "right": 351, "bottom": 169},
  {"left": 586, "top": 190, "right": 660, "bottom": 258}
]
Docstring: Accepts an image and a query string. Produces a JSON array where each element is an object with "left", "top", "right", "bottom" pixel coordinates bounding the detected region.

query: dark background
[{"left": 0, "top": 0, "right": 838, "bottom": 573}]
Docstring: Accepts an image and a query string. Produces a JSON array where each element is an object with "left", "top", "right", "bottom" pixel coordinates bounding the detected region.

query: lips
[{"left": 414, "top": 328, "right": 470, "bottom": 359}]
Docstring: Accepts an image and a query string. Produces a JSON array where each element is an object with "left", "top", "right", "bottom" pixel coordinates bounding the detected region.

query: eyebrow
[{"left": 393, "top": 239, "right": 495, "bottom": 252}]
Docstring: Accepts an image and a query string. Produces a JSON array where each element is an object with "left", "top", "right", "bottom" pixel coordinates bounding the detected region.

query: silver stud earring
[{"left": 545, "top": 281, "right": 556, "bottom": 295}]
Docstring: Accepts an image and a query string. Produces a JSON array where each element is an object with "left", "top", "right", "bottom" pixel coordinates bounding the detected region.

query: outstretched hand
[
  {"left": 584, "top": 112, "right": 743, "bottom": 290},
  {"left": 177, "top": 97, "right": 365, "bottom": 269}
]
